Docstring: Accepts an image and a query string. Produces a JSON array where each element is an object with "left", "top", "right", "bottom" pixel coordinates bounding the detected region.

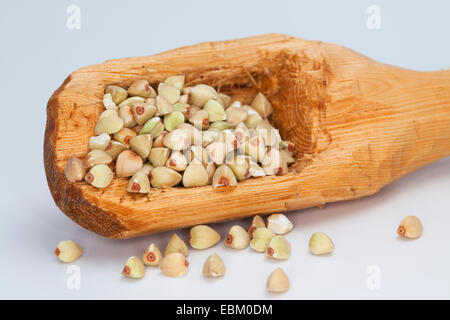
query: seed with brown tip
[
  {"left": 89, "top": 133, "right": 111, "bottom": 151},
  {"left": 126, "top": 171, "right": 151, "bottom": 194},
  {"left": 150, "top": 166, "right": 182, "bottom": 188},
  {"left": 266, "top": 213, "right": 293, "bottom": 235},
  {"left": 203, "top": 253, "right": 225, "bottom": 278},
  {"left": 212, "top": 164, "right": 237, "bottom": 188},
  {"left": 226, "top": 105, "right": 248, "bottom": 126},
  {"left": 267, "top": 268, "right": 289, "bottom": 293},
  {"left": 248, "top": 215, "right": 265, "bottom": 238},
  {"left": 176, "top": 123, "right": 201, "bottom": 145},
  {"left": 65, "top": 156, "right": 86, "bottom": 182},
  {"left": 85, "top": 164, "right": 113, "bottom": 188},
  {"left": 189, "top": 109, "right": 209, "bottom": 130},
  {"left": 265, "top": 236, "right": 291, "bottom": 260},
  {"left": 234, "top": 122, "right": 250, "bottom": 144},
  {"left": 163, "top": 129, "right": 190, "bottom": 151},
  {"left": 116, "top": 150, "right": 143, "bottom": 178},
  {"left": 224, "top": 225, "right": 250, "bottom": 249},
  {"left": 131, "top": 102, "right": 156, "bottom": 125},
  {"left": 309, "top": 232, "right": 334, "bottom": 255},
  {"left": 113, "top": 128, "right": 137, "bottom": 148},
  {"left": 105, "top": 85, "right": 128, "bottom": 105},
  {"left": 227, "top": 155, "right": 250, "bottom": 181},
  {"left": 190, "top": 225, "right": 221, "bottom": 249},
  {"left": 148, "top": 147, "right": 171, "bottom": 167},
  {"left": 104, "top": 140, "right": 126, "bottom": 160},
  {"left": 238, "top": 135, "right": 266, "bottom": 163},
  {"left": 152, "top": 131, "right": 168, "bottom": 148},
  {"left": 142, "top": 243, "right": 163, "bottom": 267},
  {"left": 204, "top": 99, "right": 227, "bottom": 122},
  {"left": 256, "top": 120, "right": 282, "bottom": 147},
  {"left": 54, "top": 240, "right": 83, "bottom": 263},
  {"left": 118, "top": 104, "right": 137, "bottom": 128},
  {"left": 160, "top": 252, "right": 189, "bottom": 277},
  {"left": 83, "top": 150, "right": 113, "bottom": 169},
  {"left": 127, "top": 79, "right": 155, "bottom": 98},
  {"left": 250, "top": 227, "right": 275, "bottom": 252},
  {"left": 165, "top": 233, "right": 189, "bottom": 256},
  {"left": 397, "top": 216, "right": 423, "bottom": 239},
  {"left": 122, "top": 256, "right": 146, "bottom": 279},
  {"left": 166, "top": 151, "right": 188, "bottom": 172},
  {"left": 261, "top": 149, "right": 288, "bottom": 176},
  {"left": 189, "top": 84, "right": 218, "bottom": 107},
  {"left": 206, "top": 142, "right": 227, "bottom": 165}
]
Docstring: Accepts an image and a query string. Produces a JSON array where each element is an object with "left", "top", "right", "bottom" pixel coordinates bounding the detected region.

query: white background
[{"left": 0, "top": 0, "right": 449, "bottom": 299}]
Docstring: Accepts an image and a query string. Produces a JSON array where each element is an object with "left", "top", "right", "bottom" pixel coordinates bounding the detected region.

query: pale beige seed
[
  {"left": 280, "top": 149, "right": 295, "bottom": 165},
  {"left": 309, "top": 232, "right": 334, "bottom": 255},
  {"left": 234, "top": 122, "right": 250, "bottom": 144},
  {"left": 130, "top": 134, "right": 153, "bottom": 158},
  {"left": 150, "top": 166, "right": 182, "bottom": 188},
  {"left": 202, "top": 129, "right": 221, "bottom": 147},
  {"left": 104, "top": 140, "right": 126, "bottom": 160},
  {"left": 226, "top": 106, "right": 248, "bottom": 126},
  {"left": 227, "top": 155, "right": 250, "bottom": 181},
  {"left": 185, "top": 145, "right": 209, "bottom": 167},
  {"left": 126, "top": 171, "right": 151, "bottom": 194},
  {"left": 122, "top": 256, "right": 146, "bottom": 279},
  {"left": 206, "top": 142, "right": 227, "bottom": 165},
  {"left": 127, "top": 79, "right": 155, "bottom": 98},
  {"left": 249, "top": 161, "right": 266, "bottom": 178},
  {"left": 176, "top": 123, "right": 201, "bottom": 145},
  {"left": 173, "top": 101, "right": 189, "bottom": 114},
  {"left": 102, "top": 93, "right": 117, "bottom": 111},
  {"left": 166, "top": 151, "right": 188, "bottom": 172},
  {"left": 89, "top": 133, "right": 111, "bottom": 151},
  {"left": 206, "top": 162, "right": 216, "bottom": 185},
  {"left": 262, "top": 148, "right": 288, "bottom": 176},
  {"left": 219, "top": 129, "right": 238, "bottom": 153},
  {"left": 84, "top": 164, "right": 113, "bottom": 188},
  {"left": 218, "top": 93, "right": 231, "bottom": 108},
  {"left": 189, "top": 84, "right": 218, "bottom": 107},
  {"left": 238, "top": 135, "right": 266, "bottom": 162},
  {"left": 182, "top": 161, "right": 209, "bottom": 187},
  {"left": 187, "top": 105, "right": 200, "bottom": 119},
  {"left": 256, "top": 120, "right": 282, "bottom": 147},
  {"left": 152, "top": 130, "right": 168, "bottom": 148},
  {"left": 138, "top": 163, "right": 153, "bottom": 176},
  {"left": 116, "top": 150, "right": 143, "bottom": 178},
  {"left": 189, "top": 109, "right": 209, "bottom": 129},
  {"left": 204, "top": 99, "right": 227, "bottom": 122},
  {"left": 212, "top": 164, "right": 237, "bottom": 188},
  {"left": 248, "top": 215, "right": 265, "bottom": 238},
  {"left": 267, "top": 268, "right": 289, "bottom": 293},
  {"left": 190, "top": 225, "right": 221, "bottom": 249},
  {"left": 84, "top": 150, "right": 113, "bottom": 169},
  {"left": 178, "top": 95, "right": 189, "bottom": 104},
  {"left": 113, "top": 128, "right": 137, "bottom": 148},
  {"left": 266, "top": 213, "right": 293, "bottom": 235},
  {"left": 131, "top": 102, "right": 156, "bottom": 125},
  {"left": 165, "top": 234, "right": 189, "bottom": 256},
  {"left": 209, "top": 121, "right": 233, "bottom": 131},
  {"left": 158, "top": 83, "right": 181, "bottom": 104},
  {"left": 54, "top": 240, "right": 83, "bottom": 263},
  {"left": 203, "top": 253, "right": 225, "bottom": 278},
  {"left": 118, "top": 96, "right": 146, "bottom": 108},
  {"left": 142, "top": 243, "right": 163, "bottom": 267},
  {"left": 265, "top": 236, "right": 291, "bottom": 260},
  {"left": 243, "top": 105, "right": 263, "bottom": 129},
  {"left": 65, "top": 156, "right": 86, "bottom": 182},
  {"left": 95, "top": 110, "right": 124, "bottom": 135},
  {"left": 156, "top": 95, "right": 174, "bottom": 115},
  {"left": 397, "top": 216, "right": 423, "bottom": 239},
  {"left": 164, "top": 75, "right": 185, "bottom": 90},
  {"left": 148, "top": 147, "right": 171, "bottom": 167},
  {"left": 251, "top": 92, "right": 273, "bottom": 117},
  {"left": 118, "top": 105, "right": 137, "bottom": 128},
  {"left": 163, "top": 129, "right": 190, "bottom": 151},
  {"left": 160, "top": 252, "right": 189, "bottom": 278},
  {"left": 250, "top": 227, "right": 275, "bottom": 252},
  {"left": 105, "top": 85, "right": 128, "bottom": 105},
  {"left": 224, "top": 225, "right": 250, "bottom": 249}
]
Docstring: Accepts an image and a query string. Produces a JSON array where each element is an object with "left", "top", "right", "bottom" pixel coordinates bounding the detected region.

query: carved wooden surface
[{"left": 44, "top": 34, "right": 450, "bottom": 238}]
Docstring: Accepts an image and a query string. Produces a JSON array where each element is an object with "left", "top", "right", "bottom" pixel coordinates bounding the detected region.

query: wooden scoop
[{"left": 44, "top": 34, "right": 450, "bottom": 239}]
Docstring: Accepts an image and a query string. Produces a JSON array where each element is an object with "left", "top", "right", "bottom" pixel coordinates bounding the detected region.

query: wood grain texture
[{"left": 44, "top": 34, "right": 450, "bottom": 238}]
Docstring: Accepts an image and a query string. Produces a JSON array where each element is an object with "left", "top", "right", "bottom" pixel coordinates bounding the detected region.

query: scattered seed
[
  {"left": 397, "top": 216, "right": 423, "bottom": 239},
  {"left": 163, "top": 129, "right": 190, "bottom": 151},
  {"left": 160, "top": 252, "right": 189, "bottom": 277},
  {"left": 202, "top": 129, "right": 221, "bottom": 147},
  {"left": 65, "top": 156, "right": 86, "bottom": 182},
  {"left": 218, "top": 93, "right": 231, "bottom": 108},
  {"left": 104, "top": 140, "right": 126, "bottom": 160},
  {"left": 212, "top": 164, "right": 237, "bottom": 188},
  {"left": 126, "top": 171, "right": 151, "bottom": 194},
  {"left": 105, "top": 85, "right": 128, "bottom": 105},
  {"left": 224, "top": 225, "right": 250, "bottom": 249},
  {"left": 261, "top": 148, "right": 288, "bottom": 176},
  {"left": 176, "top": 123, "right": 201, "bottom": 145},
  {"left": 226, "top": 105, "right": 248, "bottom": 126},
  {"left": 166, "top": 151, "right": 188, "bottom": 172},
  {"left": 84, "top": 149, "right": 113, "bottom": 169},
  {"left": 209, "top": 121, "right": 233, "bottom": 131},
  {"left": 158, "top": 83, "right": 181, "bottom": 104},
  {"left": 250, "top": 227, "right": 275, "bottom": 252},
  {"left": 203, "top": 253, "right": 225, "bottom": 278},
  {"left": 118, "top": 104, "right": 137, "bottom": 128},
  {"left": 130, "top": 134, "right": 153, "bottom": 158},
  {"left": 54, "top": 240, "right": 83, "bottom": 263},
  {"left": 204, "top": 99, "right": 227, "bottom": 122},
  {"left": 142, "top": 243, "right": 163, "bottom": 267},
  {"left": 243, "top": 105, "right": 263, "bottom": 129},
  {"left": 89, "top": 133, "right": 111, "bottom": 151},
  {"left": 266, "top": 213, "right": 293, "bottom": 235},
  {"left": 152, "top": 130, "right": 168, "bottom": 148},
  {"left": 113, "top": 128, "right": 137, "bottom": 148},
  {"left": 266, "top": 268, "right": 289, "bottom": 293},
  {"left": 95, "top": 110, "right": 124, "bottom": 135},
  {"left": 227, "top": 155, "right": 250, "bottom": 181},
  {"left": 127, "top": 79, "right": 155, "bottom": 98},
  {"left": 189, "top": 84, "right": 218, "bottom": 107},
  {"left": 164, "top": 75, "right": 185, "bottom": 90},
  {"left": 251, "top": 92, "right": 273, "bottom": 118},
  {"left": 182, "top": 161, "right": 209, "bottom": 187},
  {"left": 309, "top": 232, "right": 334, "bottom": 255},
  {"left": 164, "top": 111, "right": 185, "bottom": 131},
  {"left": 85, "top": 164, "right": 113, "bottom": 188},
  {"left": 265, "top": 236, "right": 291, "bottom": 260},
  {"left": 131, "top": 102, "right": 156, "bottom": 125},
  {"left": 102, "top": 93, "right": 118, "bottom": 111},
  {"left": 248, "top": 215, "right": 265, "bottom": 238},
  {"left": 148, "top": 147, "right": 171, "bottom": 167},
  {"left": 138, "top": 163, "right": 153, "bottom": 176},
  {"left": 156, "top": 95, "right": 174, "bottom": 115},
  {"left": 206, "top": 142, "right": 227, "bottom": 165},
  {"left": 122, "top": 256, "right": 146, "bottom": 279},
  {"left": 206, "top": 162, "right": 216, "bottom": 185},
  {"left": 190, "top": 225, "right": 221, "bottom": 249},
  {"left": 165, "top": 234, "right": 189, "bottom": 256},
  {"left": 189, "top": 109, "right": 209, "bottom": 130}
]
